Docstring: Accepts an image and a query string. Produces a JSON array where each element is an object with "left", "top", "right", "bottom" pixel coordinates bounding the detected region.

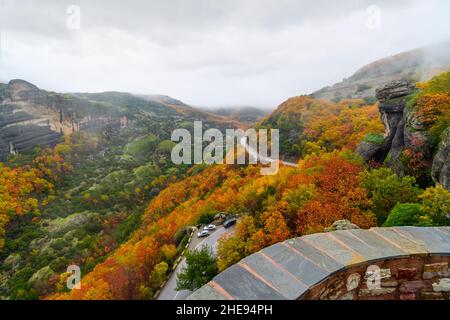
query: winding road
[
  {"left": 239, "top": 136, "right": 298, "bottom": 168},
  {"left": 157, "top": 226, "right": 234, "bottom": 300},
  {"left": 158, "top": 136, "right": 296, "bottom": 300}
]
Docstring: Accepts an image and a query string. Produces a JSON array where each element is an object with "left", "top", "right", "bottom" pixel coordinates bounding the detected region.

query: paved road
[
  {"left": 239, "top": 136, "right": 298, "bottom": 168},
  {"left": 157, "top": 226, "right": 234, "bottom": 300}
]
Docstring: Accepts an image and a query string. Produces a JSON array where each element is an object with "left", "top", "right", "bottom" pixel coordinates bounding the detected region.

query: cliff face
[
  {"left": 0, "top": 80, "right": 122, "bottom": 160},
  {"left": 432, "top": 128, "right": 450, "bottom": 190},
  {"left": 357, "top": 80, "right": 448, "bottom": 190}
]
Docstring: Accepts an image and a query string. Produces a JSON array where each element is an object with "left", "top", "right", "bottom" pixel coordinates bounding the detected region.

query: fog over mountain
[
  {"left": 0, "top": 0, "right": 449, "bottom": 107},
  {"left": 313, "top": 41, "right": 450, "bottom": 101}
]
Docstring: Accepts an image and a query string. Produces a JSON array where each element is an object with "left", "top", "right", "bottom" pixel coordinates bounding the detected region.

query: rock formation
[
  {"left": 357, "top": 80, "right": 417, "bottom": 165},
  {"left": 377, "top": 80, "right": 418, "bottom": 167},
  {"left": 432, "top": 128, "right": 450, "bottom": 190},
  {"left": 357, "top": 80, "right": 449, "bottom": 190},
  {"left": 324, "top": 220, "right": 360, "bottom": 232}
]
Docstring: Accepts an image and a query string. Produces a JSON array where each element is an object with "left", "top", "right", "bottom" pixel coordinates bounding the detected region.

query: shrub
[
  {"left": 384, "top": 203, "right": 432, "bottom": 227},
  {"left": 363, "top": 133, "right": 384, "bottom": 146},
  {"left": 198, "top": 212, "right": 215, "bottom": 225},
  {"left": 173, "top": 228, "right": 188, "bottom": 246},
  {"left": 176, "top": 246, "right": 218, "bottom": 291},
  {"left": 360, "top": 168, "right": 421, "bottom": 223},
  {"left": 156, "top": 140, "right": 176, "bottom": 154},
  {"left": 407, "top": 71, "right": 450, "bottom": 148},
  {"left": 419, "top": 185, "right": 450, "bottom": 226},
  {"left": 198, "top": 204, "right": 218, "bottom": 225},
  {"left": 176, "top": 234, "right": 190, "bottom": 254},
  {"left": 124, "top": 134, "right": 159, "bottom": 159}
]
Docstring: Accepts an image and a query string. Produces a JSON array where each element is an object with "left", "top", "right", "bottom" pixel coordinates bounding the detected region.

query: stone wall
[{"left": 303, "top": 256, "right": 450, "bottom": 300}]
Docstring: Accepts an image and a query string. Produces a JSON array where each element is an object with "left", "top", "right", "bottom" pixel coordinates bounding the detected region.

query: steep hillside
[
  {"left": 0, "top": 81, "right": 246, "bottom": 300},
  {"left": 313, "top": 41, "right": 450, "bottom": 102},
  {"left": 50, "top": 73, "right": 450, "bottom": 300},
  {"left": 1, "top": 52, "right": 449, "bottom": 302},
  {"left": 51, "top": 140, "right": 449, "bottom": 300},
  {"left": 258, "top": 96, "right": 384, "bottom": 161}
]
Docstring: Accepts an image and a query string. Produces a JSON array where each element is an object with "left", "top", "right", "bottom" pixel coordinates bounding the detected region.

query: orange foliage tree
[{"left": 295, "top": 151, "right": 376, "bottom": 234}]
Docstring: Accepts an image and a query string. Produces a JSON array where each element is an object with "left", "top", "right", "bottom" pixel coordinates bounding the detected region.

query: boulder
[
  {"left": 356, "top": 141, "right": 382, "bottom": 162},
  {"left": 376, "top": 80, "right": 416, "bottom": 107},
  {"left": 325, "top": 220, "right": 360, "bottom": 232}
]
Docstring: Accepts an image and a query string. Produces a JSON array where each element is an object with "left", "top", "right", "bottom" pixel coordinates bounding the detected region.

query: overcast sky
[{"left": 0, "top": 0, "right": 449, "bottom": 108}]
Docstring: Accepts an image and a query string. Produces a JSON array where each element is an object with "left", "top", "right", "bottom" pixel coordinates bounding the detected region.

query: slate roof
[{"left": 188, "top": 227, "right": 450, "bottom": 300}]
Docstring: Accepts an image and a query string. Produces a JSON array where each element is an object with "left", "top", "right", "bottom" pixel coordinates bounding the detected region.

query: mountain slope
[
  {"left": 0, "top": 81, "right": 244, "bottom": 161},
  {"left": 313, "top": 41, "right": 450, "bottom": 102},
  {"left": 258, "top": 96, "right": 384, "bottom": 160},
  {"left": 0, "top": 80, "right": 125, "bottom": 160}
]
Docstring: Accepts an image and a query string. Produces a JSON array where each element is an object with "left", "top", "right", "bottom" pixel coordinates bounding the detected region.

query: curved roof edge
[{"left": 188, "top": 226, "right": 450, "bottom": 300}]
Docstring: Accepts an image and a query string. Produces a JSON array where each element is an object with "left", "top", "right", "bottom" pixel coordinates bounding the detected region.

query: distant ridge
[{"left": 313, "top": 41, "right": 450, "bottom": 102}]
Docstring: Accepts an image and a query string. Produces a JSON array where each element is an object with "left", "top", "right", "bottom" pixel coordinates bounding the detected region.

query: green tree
[
  {"left": 217, "top": 235, "right": 248, "bottom": 272},
  {"left": 125, "top": 134, "right": 159, "bottom": 160},
  {"left": 360, "top": 168, "right": 421, "bottom": 223},
  {"left": 419, "top": 185, "right": 450, "bottom": 226},
  {"left": 198, "top": 204, "right": 217, "bottom": 225},
  {"left": 176, "top": 246, "right": 218, "bottom": 291},
  {"left": 384, "top": 203, "right": 432, "bottom": 227},
  {"left": 156, "top": 140, "right": 176, "bottom": 154},
  {"left": 133, "top": 164, "right": 161, "bottom": 183}
]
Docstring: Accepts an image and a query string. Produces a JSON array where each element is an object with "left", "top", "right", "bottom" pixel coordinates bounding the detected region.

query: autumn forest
[{"left": 0, "top": 65, "right": 448, "bottom": 300}]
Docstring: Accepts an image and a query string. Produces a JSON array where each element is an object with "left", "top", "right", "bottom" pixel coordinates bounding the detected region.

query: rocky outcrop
[
  {"left": 357, "top": 80, "right": 448, "bottom": 189},
  {"left": 376, "top": 80, "right": 417, "bottom": 166},
  {"left": 432, "top": 128, "right": 450, "bottom": 190},
  {"left": 357, "top": 81, "right": 417, "bottom": 165},
  {"left": 0, "top": 79, "right": 123, "bottom": 160},
  {"left": 356, "top": 140, "right": 384, "bottom": 162},
  {"left": 325, "top": 220, "right": 360, "bottom": 232}
]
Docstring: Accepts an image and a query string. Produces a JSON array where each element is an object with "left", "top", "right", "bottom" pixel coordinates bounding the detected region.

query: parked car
[
  {"left": 223, "top": 218, "right": 237, "bottom": 228},
  {"left": 203, "top": 224, "right": 216, "bottom": 231},
  {"left": 197, "top": 230, "right": 210, "bottom": 238}
]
